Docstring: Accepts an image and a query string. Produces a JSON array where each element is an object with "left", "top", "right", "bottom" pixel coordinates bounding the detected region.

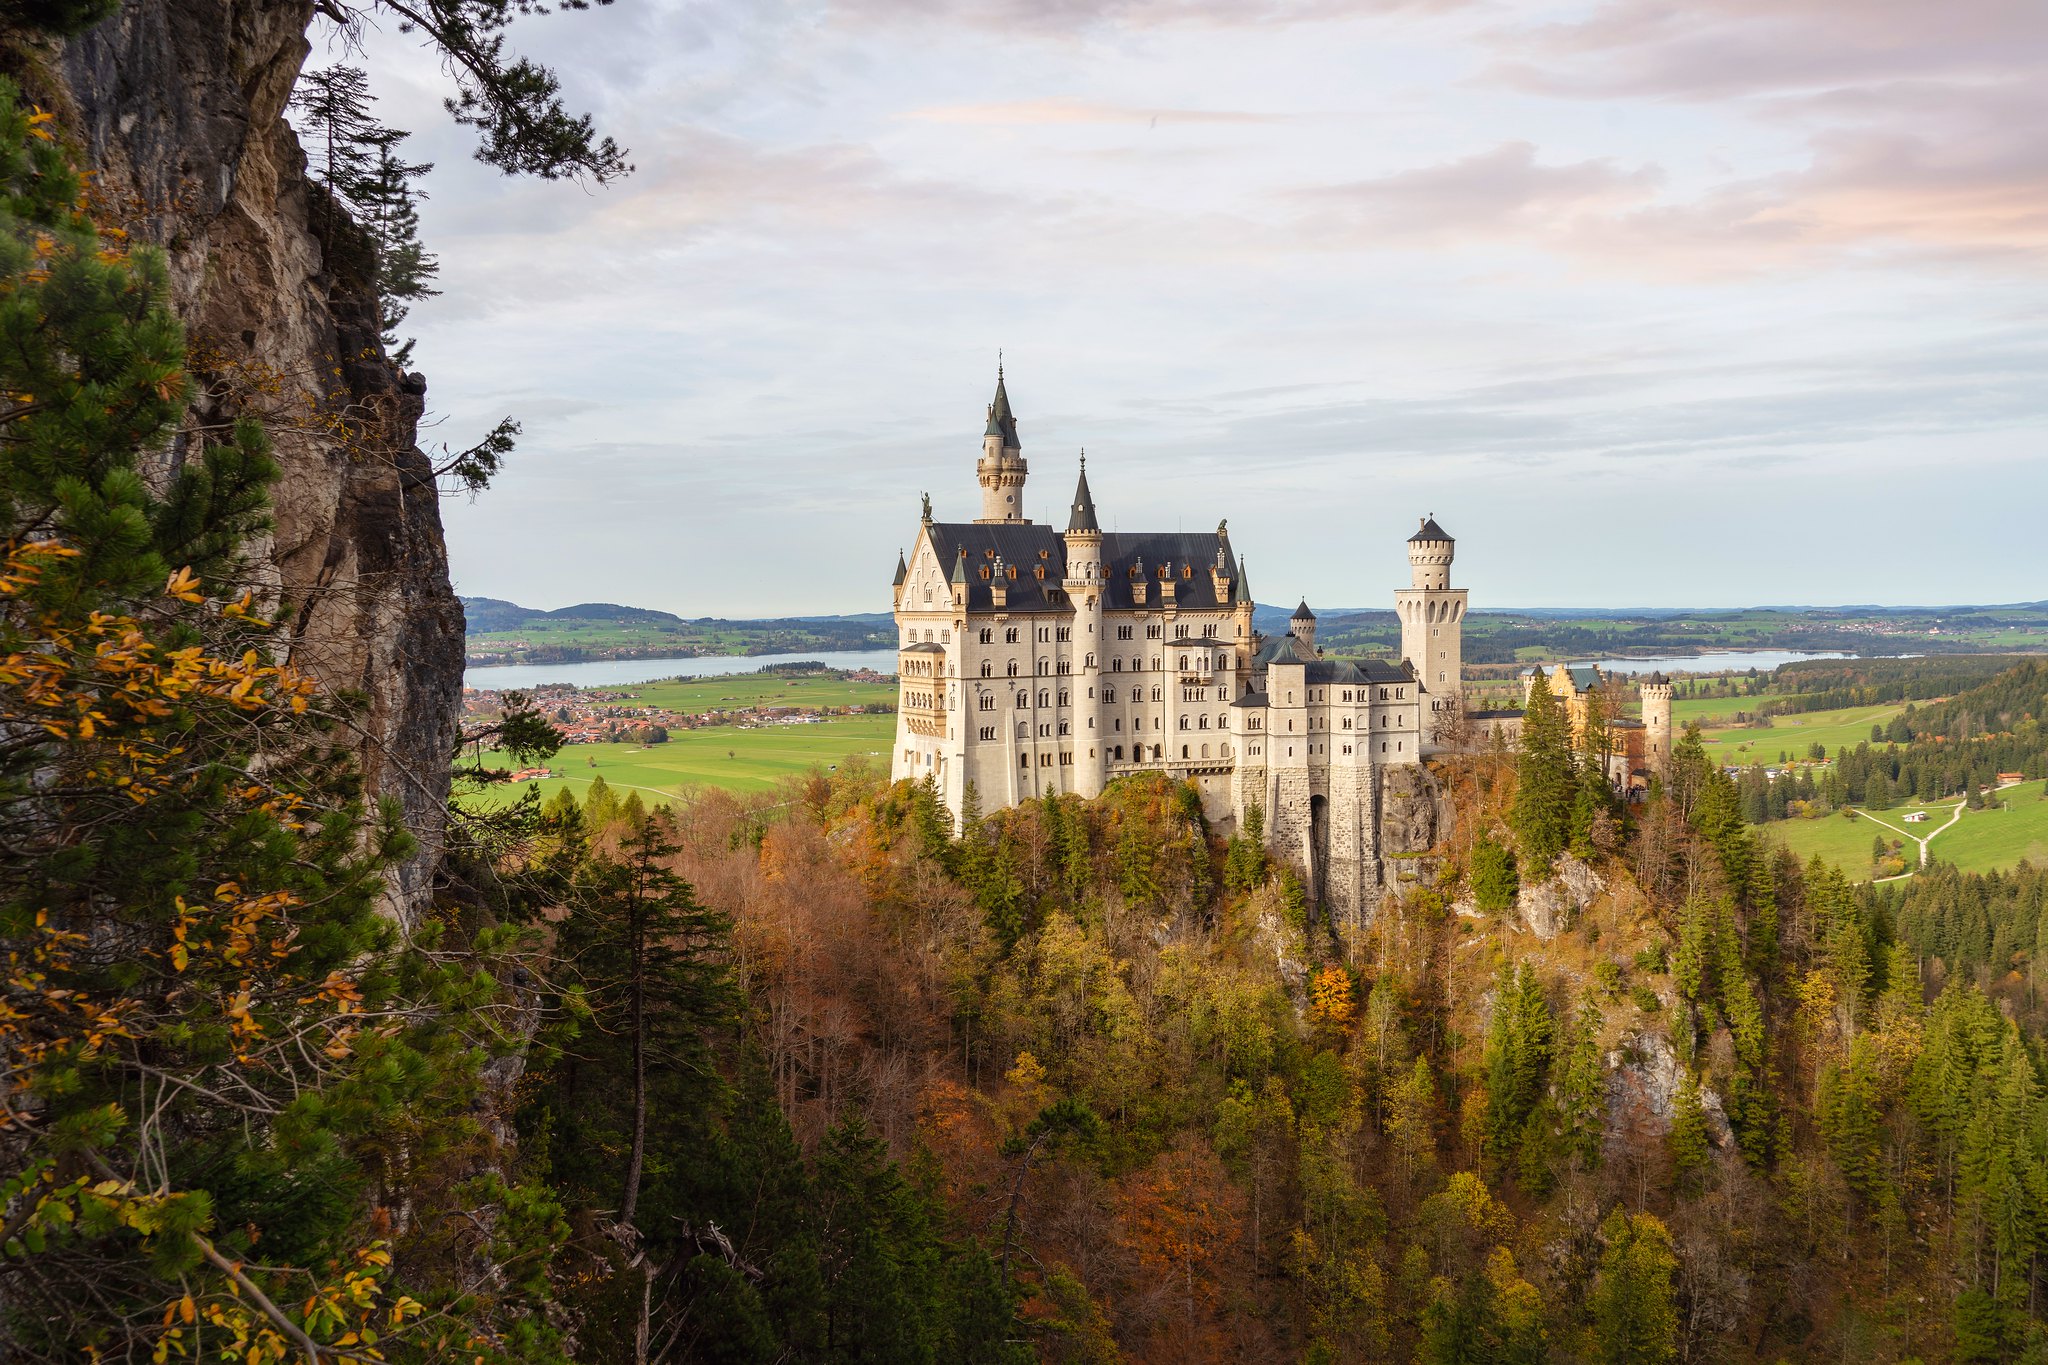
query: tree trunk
[{"left": 622, "top": 899, "right": 648, "bottom": 1229}]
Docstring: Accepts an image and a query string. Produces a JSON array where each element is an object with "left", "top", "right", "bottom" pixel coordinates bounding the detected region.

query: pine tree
[
  {"left": 1555, "top": 992, "right": 1607, "bottom": 1171},
  {"left": 290, "top": 65, "right": 380, "bottom": 223},
  {"left": 1483, "top": 962, "right": 1552, "bottom": 1172},
  {"left": 1512, "top": 672, "right": 1575, "bottom": 873},
  {"left": 561, "top": 808, "right": 734, "bottom": 1230},
  {"left": 354, "top": 128, "right": 440, "bottom": 363},
  {"left": 1470, "top": 832, "right": 1518, "bottom": 915},
  {"left": 1669, "top": 1072, "right": 1710, "bottom": 1192}
]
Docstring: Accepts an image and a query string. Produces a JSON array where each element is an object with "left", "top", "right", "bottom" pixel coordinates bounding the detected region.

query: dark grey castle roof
[
  {"left": 920, "top": 524, "right": 1243, "bottom": 614},
  {"left": 1409, "top": 516, "right": 1453, "bottom": 543},
  {"left": 1291, "top": 599, "right": 1315, "bottom": 621},
  {"left": 1067, "top": 460, "right": 1099, "bottom": 533},
  {"left": 984, "top": 372, "right": 1019, "bottom": 446},
  {"left": 892, "top": 551, "right": 907, "bottom": 587}
]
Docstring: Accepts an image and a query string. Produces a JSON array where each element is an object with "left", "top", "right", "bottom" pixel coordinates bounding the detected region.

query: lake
[
  {"left": 465, "top": 649, "right": 902, "bottom": 691},
  {"left": 1586, "top": 650, "right": 1853, "bottom": 676}
]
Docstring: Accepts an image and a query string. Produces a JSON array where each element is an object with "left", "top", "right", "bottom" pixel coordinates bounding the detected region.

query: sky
[{"left": 339, "top": 0, "right": 2048, "bottom": 616}]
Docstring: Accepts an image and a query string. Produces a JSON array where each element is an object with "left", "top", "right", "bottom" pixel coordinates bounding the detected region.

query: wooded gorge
[{"left": 8, "top": 3, "right": 2048, "bottom": 1362}]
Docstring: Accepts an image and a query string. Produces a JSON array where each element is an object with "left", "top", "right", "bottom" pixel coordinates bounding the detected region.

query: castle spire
[
  {"left": 975, "top": 361, "right": 1027, "bottom": 522},
  {"left": 985, "top": 361, "right": 1018, "bottom": 446},
  {"left": 1066, "top": 451, "right": 1099, "bottom": 533}
]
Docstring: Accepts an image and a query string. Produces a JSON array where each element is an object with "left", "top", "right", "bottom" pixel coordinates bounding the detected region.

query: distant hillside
[
  {"left": 462, "top": 595, "right": 2048, "bottom": 670},
  {"left": 460, "top": 598, "right": 896, "bottom": 667}
]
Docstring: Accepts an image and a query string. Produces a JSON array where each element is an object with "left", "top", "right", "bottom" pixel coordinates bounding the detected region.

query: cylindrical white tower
[
  {"left": 1063, "top": 457, "right": 1105, "bottom": 797},
  {"left": 975, "top": 366, "right": 1028, "bottom": 523},
  {"left": 1394, "top": 515, "right": 1467, "bottom": 744}
]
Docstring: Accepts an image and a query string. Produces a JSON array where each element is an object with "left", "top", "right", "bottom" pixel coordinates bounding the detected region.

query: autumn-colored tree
[
  {"left": 1116, "top": 1138, "right": 1245, "bottom": 1348},
  {"left": 1591, "top": 1209, "right": 1680, "bottom": 1365},
  {"left": 1310, "top": 964, "right": 1357, "bottom": 1036},
  {"left": 0, "top": 81, "right": 561, "bottom": 1359}
]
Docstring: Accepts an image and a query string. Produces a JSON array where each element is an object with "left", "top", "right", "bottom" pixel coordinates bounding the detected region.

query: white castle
[{"left": 887, "top": 369, "right": 1513, "bottom": 923}]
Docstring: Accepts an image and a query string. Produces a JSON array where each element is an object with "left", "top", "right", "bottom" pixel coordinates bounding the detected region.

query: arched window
[
  {"left": 1038, "top": 689, "right": 1050, "bottom": 707},
  {"left": 1007, "top": 660, "right": 1019, "bottom": 677},
  {"left": 1179, "top": 716, "right": 1190, "bottom": 730},
  {"left": 1113, "top": 658, "right": 1123, "bottom": 672},
  {"left": 1181, "top": 745, "right": 1189, "bottom": 759},
  {"left": 1200, "top": 744, "right": 1210, "bottom": 758},
  {"left": 1198, "top": 715, "right": 1209, "bottom": 730},
  {"left": 1037, "top": 657, "right": 1049, "bottom": 675},
  {"left": 980, "top": 661, "right": 992, "bottom": 678},
  {"left": 979, "top": 694, "right": 994, "bottom": 711},
  {"left": 1152, "top": 745, "right": 1162, "bottom": 760},
  {"left": 1151, "top": 686, "right": 1162, "bottom": 702},
  {"left": 1016, "top": 691, "right": 1028, "bottom": 708},
  {"left": 1019, "top": 753, "right": 1029, "bottom": 769},
  {"left": 979, "top": 628, "right": 992, "bottom": 644}
]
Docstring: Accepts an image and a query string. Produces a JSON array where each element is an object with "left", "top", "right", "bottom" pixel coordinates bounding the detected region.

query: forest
[
  {"left": 1737, "top": 658, "right": 2048, "bottom": 823},
  {"left": 11, "top": 7, "right": 2048, "bottom": 1362}
]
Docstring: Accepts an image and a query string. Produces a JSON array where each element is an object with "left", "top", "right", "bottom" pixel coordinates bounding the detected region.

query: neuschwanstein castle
[{"left": 889, "top": 370, "right": 1665, "bottom": 922}]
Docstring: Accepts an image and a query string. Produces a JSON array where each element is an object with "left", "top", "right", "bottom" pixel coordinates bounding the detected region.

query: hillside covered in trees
[{"left": 10, "top": 5, "right": 2048, "bottom": 1363}]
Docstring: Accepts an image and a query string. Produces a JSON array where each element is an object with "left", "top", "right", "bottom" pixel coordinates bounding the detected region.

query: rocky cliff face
[{"left": 31, "top": 1, "right": 464, "bottom": 922}]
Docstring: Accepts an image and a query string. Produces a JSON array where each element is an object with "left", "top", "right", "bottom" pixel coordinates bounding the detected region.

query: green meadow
[
  {"left": 564, "top": 674, "right": 896, "bottom": 716},
  {"left": 1700, "top": 702, "right": 1911, "bottom": 767},
  {"left": 1758, "top": 782, "right": 2048, "bottom": 882},
  {"left": 474, "top": 714, "right": 896, "bottom": 807}
]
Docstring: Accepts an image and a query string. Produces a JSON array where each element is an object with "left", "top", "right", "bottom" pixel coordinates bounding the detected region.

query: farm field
[
  {"left": 1671, "top": 689, "right": 1784, "bottom": 728},
  {"left": 564, "top": 674, "right": 896, "bottom": 716},
  {"left": 1700, "top": 702, "right": 1910, "bottom": 767},
  {"left": 1928, "top": 781, "right": 2048, "bottom": 873},
  {"left": 473, "top": 715, "right": 895, "bottom": 806},
  {"left": 1758, "top": 781, "right": 2048, "bottom": 882}
]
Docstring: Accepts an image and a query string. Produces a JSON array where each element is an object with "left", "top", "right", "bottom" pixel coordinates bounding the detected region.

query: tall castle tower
[
  {"left": 1063, "top": 456, "right": 1105, "bottom": 797},
  {"left": 975, "top": 363, "right": 1028, "bottom": 523},
  {"left": 1641, "top": 672, "right": 1673, "bottom": 777},
  {"left": 1394, "top": 516, "right": 1466, "bottom": 743}
]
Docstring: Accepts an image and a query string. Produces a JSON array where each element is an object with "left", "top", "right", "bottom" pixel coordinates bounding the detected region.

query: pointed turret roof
[
  {"left": 1409, "top": 515, "right": 1453, "bottom": 543},
  {"left": 950, "top": 547, "right": 968, "bottom": 585},
  {"left": 892, "top": 550, "right": 907, "bottom": 586},
  {"left": 984, "top": 363, "right": 1019, "bottom": 447},
  {"left": 1292, "top": 599, "right": 1315, "bottom": 621},
  {"left": 1066, "top": 454, "right": 1099, "bottom": 533}
]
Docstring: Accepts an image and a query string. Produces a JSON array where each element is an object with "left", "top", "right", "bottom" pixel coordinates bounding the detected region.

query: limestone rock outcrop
[
  {"left": 1604, "top": 1029, "right": 1735, "bottom": 1153},
  {"left": 29, "top": 2, "right": 465, "bottom": 922},
  {"left": 1517, "top": 853, "right": 1604, "bottom": 939}
]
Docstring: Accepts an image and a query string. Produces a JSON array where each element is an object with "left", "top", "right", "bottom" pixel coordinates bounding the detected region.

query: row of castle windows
[{"left": 1101, "top": 743, "right": 1231, "bottom": 762}]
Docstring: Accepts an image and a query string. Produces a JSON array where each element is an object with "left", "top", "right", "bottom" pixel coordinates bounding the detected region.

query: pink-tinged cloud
[
  {"left": 904, "top": 98, "right": 1287, "bottom": 126},
  {"left": 1487, "top": 0, "right": 2048, "bottom": 100},
  {"left": 831, "top": 0, "right": 1458, "bottom": 35},
  {"left": 1293, "top": 141, "right": 1663, "bottom": 244}
]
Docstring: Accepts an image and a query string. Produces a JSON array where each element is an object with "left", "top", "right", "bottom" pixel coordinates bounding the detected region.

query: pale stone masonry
[{"left": 891, "top": 371, "right": 1473, "bottom": 925}]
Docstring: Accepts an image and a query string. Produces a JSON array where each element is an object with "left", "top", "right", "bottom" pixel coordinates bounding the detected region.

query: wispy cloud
[
  {"left": 1293, "top": 141, "right": 1664, "bottom": 245},
  {"left": 905, "top": 98, "right": 1287, "bottom": 125}
]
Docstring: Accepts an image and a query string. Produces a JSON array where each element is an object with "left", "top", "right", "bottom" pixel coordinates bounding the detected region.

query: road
[{"left": 1860, "top": 778, "right": 2023, "bottom": 881}]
